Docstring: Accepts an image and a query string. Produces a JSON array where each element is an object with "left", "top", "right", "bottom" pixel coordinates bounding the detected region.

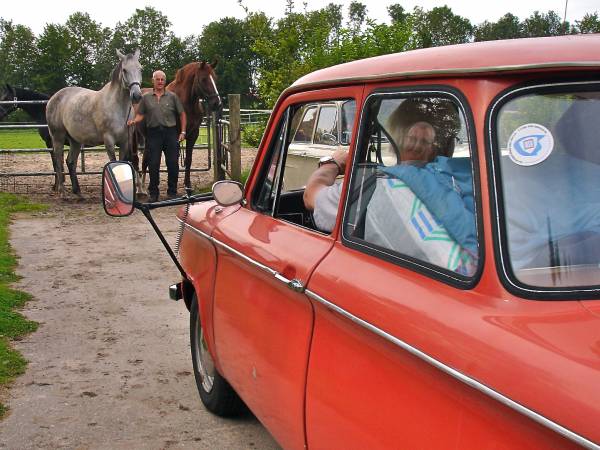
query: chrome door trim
[
  {"left": 305, "top": 288, "right": 599, "bottom": 450},
  {"left": 181, "top": 221, "right": 303, "bottom": 291},
  {"left": 180, "top": 220, "right": 598, "bottom": 449},
  {"left": 182, "top": 221, "right": 277, "bottom": 277}
]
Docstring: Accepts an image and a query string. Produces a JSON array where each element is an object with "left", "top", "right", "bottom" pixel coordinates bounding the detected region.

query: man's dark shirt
[{"left": 138, "top": 91, "right": 184, "bottom": 128}]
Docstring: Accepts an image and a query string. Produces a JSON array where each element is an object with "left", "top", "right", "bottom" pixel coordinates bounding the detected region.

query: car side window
[
  {"left": 254, "top": 110, "right": 287, "bottom": 213},
  {"left": 292, "top": 106, "right": 317, "bottom": 143},
  {"left": 314, "top": 106, "right": 338, "bottom": 145},
  {"left": 340, "top": 100, "right": 356, "bottom": 145},
  {"left": 253, "top": 99, "right": 357, "bottom": 230},
  {"left": 344, "top": 93, "right": 479, "bottom": 278}
]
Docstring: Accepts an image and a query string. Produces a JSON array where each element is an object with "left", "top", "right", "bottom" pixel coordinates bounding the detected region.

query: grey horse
[{"left": 46, "top": 49, "right": 143, "bottom": 197}]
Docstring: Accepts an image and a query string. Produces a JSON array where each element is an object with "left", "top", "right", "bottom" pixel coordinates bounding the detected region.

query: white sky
[{"left": 1, "top": 0, "right": 598, "bottom": 37}]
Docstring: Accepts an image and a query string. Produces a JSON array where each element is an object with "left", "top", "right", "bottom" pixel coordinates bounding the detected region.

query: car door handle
[{"left": 274, "top": 273, "right": 305, "bottom": 293}]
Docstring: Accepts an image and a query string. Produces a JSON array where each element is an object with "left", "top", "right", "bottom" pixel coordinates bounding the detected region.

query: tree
[
  {"left": 0, "top": 20, "right": 38, "bottom": 88},
  {"left": 198, "top": 17, "right": 255, "bottom": 106},
  {"left": 521, "top": 11, "right": 566, "bottom": 37},
  {"left": 348, "top": 2, "right": 367, "bottom": 34},
  {"left": 387, "top": 4, "right": 409, "bottom": 25},
  {"left": 577, "top": 12, "right": 600, "bottom": 33},
  {"left": 474, "top": 13, "right": 522, "bottom": 41},
  {"left": 409, "top": 6, "right": 473, "bottom": 49},
  {"left": 162, "top": 34, "right": 199, "bottom": 80},
  {"left": 64, "top": 12, "right": 113, "bottom": 89},
  {"left": 113, "top": 7, "right": 176, "bottom": 81},
  {"left": 33, "top": 23, "right": 70, "bottom": 93}
]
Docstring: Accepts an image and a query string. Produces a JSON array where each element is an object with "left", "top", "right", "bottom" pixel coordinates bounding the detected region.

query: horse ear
[
  {"left": 134, "top": 48, "right": 140, "bottom": 59},
  {"left": 211, "top": 59, "right": 218, "bottom": 69},
  {"left": 116, "top": 49, "right": 125, "bottom": 60}
]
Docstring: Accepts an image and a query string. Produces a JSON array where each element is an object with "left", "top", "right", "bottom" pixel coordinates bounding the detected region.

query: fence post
[
  {"left": 228, "top": 94, "right": 242, "bottom": 182},
  {"left": 212, "top": 111, "right": 225, "bottom": 181}
]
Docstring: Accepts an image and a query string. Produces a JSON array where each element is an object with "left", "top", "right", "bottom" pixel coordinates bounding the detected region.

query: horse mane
[{"left": 110, "top": 60, "right": 123, "bottom": 86}]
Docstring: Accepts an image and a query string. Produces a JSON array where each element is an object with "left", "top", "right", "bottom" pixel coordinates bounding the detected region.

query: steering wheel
[{"left": 319, "top": 132, "right": 337, "bottom": 145}]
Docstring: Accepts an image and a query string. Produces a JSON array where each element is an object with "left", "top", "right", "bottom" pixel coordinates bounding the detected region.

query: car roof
[{"left": 290, "top": 35, "right": 600, "bottom": 91}]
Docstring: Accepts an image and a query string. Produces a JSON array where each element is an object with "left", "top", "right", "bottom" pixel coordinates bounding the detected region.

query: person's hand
[
  {"left": 332, "top": 149, "right": 348, "bottom": 175},
  {"left": 127, "top": 119, "right": 136, "bottom": 127},
  {"left": 178, "top": 132, "right": 186, "bottom": 142}
]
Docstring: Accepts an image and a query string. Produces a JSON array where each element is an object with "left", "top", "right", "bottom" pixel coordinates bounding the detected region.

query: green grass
[
  {"left": 0, "top": 125, "right": 258, "bottom": 150},
  {"left": 0, "top": 129, "right": 47, "bottom": 149},
  {"left": 0, "top": 193, "right": 47, "bottom": 417}
]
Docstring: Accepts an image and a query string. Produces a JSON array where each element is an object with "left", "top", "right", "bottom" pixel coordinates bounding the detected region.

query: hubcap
[{"left": 194, "top": 314, "right": 215, "bottom": 392}]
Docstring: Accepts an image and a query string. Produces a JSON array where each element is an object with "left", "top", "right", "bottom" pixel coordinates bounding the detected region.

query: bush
[{"left": 242, "top": 121, "right": 267, "bottom": 148}]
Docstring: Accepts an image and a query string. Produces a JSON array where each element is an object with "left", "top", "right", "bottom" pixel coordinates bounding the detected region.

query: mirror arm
[
  {"left": 138, "top": 204, "right": 189, "bottom": 281},
  {"left": 141, "top": 193, "right": 214, "bottom": 211}
]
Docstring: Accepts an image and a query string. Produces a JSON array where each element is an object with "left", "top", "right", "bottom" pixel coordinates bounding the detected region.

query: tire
[{"left": 190, "top": 295, "right": 244, "bottom": 416}]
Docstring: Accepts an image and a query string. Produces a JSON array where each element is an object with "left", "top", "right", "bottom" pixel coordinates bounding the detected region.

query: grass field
[
  {"left": 0, "top": 129, "right": 47, "bottom": 150},
  {"left": 0, "top": 128, "right": 213, "bottom": 150},
  {"left": 0, "top": 126, "right": 261, "bottom": 150},
  {"left": 0, "top": 193, "right": 47, "bottom": 417}
]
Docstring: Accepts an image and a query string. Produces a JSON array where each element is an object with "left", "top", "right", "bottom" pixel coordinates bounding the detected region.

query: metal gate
[{"left": 213, "top": 94, "right": 242, "bottom": 182}]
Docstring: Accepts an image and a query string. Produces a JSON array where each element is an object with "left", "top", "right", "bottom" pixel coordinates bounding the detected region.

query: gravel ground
[{"left": 0, "top": 147, "right": 282, "bottom": 449}]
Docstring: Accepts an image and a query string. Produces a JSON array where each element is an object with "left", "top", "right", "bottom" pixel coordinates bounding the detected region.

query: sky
[{"left": 1, "top": 0, "right": 598, "bottom": 37}]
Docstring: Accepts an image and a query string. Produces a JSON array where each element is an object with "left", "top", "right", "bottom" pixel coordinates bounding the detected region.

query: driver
[{"left": 304, "top": 121, "right": 438, "bottom": 233}]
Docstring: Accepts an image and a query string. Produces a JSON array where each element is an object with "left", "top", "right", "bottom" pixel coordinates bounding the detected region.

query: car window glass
[
  {"left": 292, "top": 106, "right": 317, "bottom": 143},
  {"left": 284, "top": 100, "right": 355, "bottom": 193},
  {"left": 495, "top": 89, "right": 600, "bottom": 289},
  {"left": 314, "top": 106, "right": 338, "bottom": 145},
  {"left": 254, "top": 112, "right": 287, "bottom": 212},
  {"left": 344, "top": 94, "right": 479, "bottom": 278},
  {"left": 340, "top": 101, "right": 356, "bottom": 145}
]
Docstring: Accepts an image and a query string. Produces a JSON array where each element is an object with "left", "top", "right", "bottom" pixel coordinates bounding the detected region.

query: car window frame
[
  {"left": 250, "top": 95, "right": 359, "bottom": 233},
  {"left": 292, "top": 105, "right": 318, "bottom": 144},
  {"left": 340, "top": 85, "right": 484, "bottom": 289},
  {"left": 313, "top": 104, "right": 339, "bottom": 146},
  {"left": 486, "top": 78, "right": 600, "bottom": 300}
]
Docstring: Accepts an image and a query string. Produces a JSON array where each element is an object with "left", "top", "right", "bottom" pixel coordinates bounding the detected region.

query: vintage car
[{"left": 104, "top": 35, "right": 600, "bottom": 449}]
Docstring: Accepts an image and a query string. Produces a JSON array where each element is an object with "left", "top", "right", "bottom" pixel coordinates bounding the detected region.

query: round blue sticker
[{"left": 507, "top": 123, "right": 554, "bottom": 166}]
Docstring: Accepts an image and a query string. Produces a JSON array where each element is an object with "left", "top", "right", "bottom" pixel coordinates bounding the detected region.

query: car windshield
[{"left": 495, "top": 89, "right": 600, "bottom": 289}]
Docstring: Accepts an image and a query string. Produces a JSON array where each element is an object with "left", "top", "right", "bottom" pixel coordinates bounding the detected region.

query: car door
[
  {"left": 303, "top": 84, "right": 585, "bottom": 449},
  {"left": 210, "top": 86, "right": 363, "bottom": 450}
]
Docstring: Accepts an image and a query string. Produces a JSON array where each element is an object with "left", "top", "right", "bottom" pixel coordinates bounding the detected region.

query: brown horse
[{"left": 134, "top": 61, "right": 222, "bottom": 191}]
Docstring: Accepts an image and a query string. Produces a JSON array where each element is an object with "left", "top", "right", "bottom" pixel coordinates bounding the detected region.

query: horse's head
[
  {"left": 0, "top": 84, "right": 17, "bottom": 120},
  {"left": 115, "top": 49, "right": 143, "bottom": 103},
  {"left": 193, "top": 61, "right": 222, "bottom": 113}
]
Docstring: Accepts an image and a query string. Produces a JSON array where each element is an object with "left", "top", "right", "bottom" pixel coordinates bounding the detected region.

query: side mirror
[
  {"left": 212, "top": 180, "right": 243, "bottom": 206},
  {"left": 102, "top": 161, "right": 136, "bottom": 217}
]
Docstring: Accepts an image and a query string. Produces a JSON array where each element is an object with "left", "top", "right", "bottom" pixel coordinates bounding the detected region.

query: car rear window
[{"left": 493, "top": 86, "right": 600, "bottom": 291}]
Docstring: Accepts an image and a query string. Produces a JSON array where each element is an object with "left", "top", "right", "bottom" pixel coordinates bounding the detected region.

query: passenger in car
[
  {"left": 303, "top": 121, "right": 438, "bottom": 233},
  {"left": 365, "top": 153, "right": 477, "bottom": 275}
]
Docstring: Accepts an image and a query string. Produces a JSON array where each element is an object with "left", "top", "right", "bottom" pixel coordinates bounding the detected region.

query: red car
[{"left": 105, "top": 34, "right": 600, "bottom": 449}]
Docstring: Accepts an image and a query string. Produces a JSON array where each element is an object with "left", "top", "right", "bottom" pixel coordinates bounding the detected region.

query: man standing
[{"left": 128, "top": 70, "right": 187, "bottom": 201}]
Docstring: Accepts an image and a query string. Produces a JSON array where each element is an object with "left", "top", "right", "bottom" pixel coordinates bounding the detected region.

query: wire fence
[{"left": 0, "top": 97, "right": 270, "bottom": 195}]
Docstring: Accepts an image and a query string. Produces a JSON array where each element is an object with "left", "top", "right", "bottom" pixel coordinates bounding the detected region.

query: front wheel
[{"left": 190, "top": 295, "right": 244, "bottom": 416}]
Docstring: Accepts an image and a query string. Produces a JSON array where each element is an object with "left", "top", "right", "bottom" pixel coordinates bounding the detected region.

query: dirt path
[{"left": 0, "top": 200, "right": 279, "bottom": 449}]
